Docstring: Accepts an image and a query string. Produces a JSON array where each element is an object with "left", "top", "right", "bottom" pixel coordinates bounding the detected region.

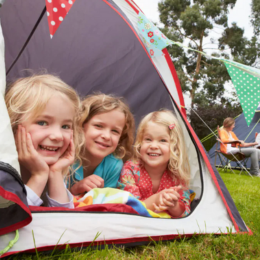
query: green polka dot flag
[{"left": 224, "top": 61, "right": 260, "bottom": 126}]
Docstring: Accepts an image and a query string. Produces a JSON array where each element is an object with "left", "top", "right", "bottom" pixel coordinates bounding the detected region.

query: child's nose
[
  {"left": 49, "top": 127, "right": 63, "bottom": 141},
  {"left": 101, "top": 129, "right": 111, "bottom": 140},
  {"left": 150, "top": 141, "right": 158, "bottom": 149}
]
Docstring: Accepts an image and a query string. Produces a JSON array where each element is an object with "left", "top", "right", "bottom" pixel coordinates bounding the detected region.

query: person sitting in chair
[{"left": 218, "top": 117, "right": 260, "bottom": 177}]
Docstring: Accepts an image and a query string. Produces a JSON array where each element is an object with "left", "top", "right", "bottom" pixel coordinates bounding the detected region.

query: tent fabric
[
  {"left": 0, "top": 13, "right": 32, "bottom": 239},
  {"left": 2, "top": 0, "right": 175, "bottom": 125},
  {"left": 0, "top": 0, "right": 249, "bottom": 257},
  {"left": 208, "top": 111, "right": 260, "bottom": 169},
  {"left": 0, "top": 163, "right": 32, "bottom": 236}
]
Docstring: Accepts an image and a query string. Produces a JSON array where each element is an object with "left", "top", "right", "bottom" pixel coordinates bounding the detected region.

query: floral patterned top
[{"left": 117, "top": 160, "right": 191, "bottom": 218}]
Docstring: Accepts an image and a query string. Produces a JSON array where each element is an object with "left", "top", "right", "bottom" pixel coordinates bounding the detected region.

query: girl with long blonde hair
[{"left": 118, "top": 109, "right": 191, "bottom": 218}]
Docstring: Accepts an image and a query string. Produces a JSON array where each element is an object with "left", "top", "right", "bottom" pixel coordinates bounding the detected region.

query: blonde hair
[
  {"left": 5, "top": 74, "right": 84, "bottom": 177},
  {"left": 80, "top": 93, "right": 135, "bottom": 162},
  {"left": 223, "top": 117, "right": 235, "bottom": 129},
  {"left": 134, "top": 109, "right": 190, "bottom": 186}
]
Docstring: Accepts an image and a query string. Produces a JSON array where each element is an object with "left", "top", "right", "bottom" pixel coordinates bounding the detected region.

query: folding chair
[{"left": 214, "top": 129, "right": 249, "bottom": 175}]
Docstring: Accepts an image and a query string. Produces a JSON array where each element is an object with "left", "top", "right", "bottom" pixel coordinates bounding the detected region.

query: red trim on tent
[
  {"left": 29, "top": 203, "right": 139, "bottom": 215},
  {"left": 162, "top": 49, "right": 187, "bottom": 117},
  {"left": 172, "top": 104, "right": 241, "bottom": 232},
  {"left": 0, "top": 187, "right": 32, "bottom": 235},
  {"left": 108, "top": 0, "right": 243, "bottom": 233},
  {"left": 1, "top": 230, "right": 249, "bottom": 258},
  {"left": 125, "top": 0, "right": 139, "bottom": 14},
  {"left": 129, "top": 0, "right": 143, "bottom": 13}
]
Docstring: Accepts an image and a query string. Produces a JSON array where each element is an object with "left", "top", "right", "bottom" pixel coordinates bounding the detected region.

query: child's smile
[
  {"left": 140, "top": 121, "right": 171, "bottom": 173},
  {"left": 83, "top": 109, "right": 125, "bottom": 163}
]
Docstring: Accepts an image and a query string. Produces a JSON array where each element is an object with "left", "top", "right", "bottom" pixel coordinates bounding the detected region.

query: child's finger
[
  {"left": 159, "top": 193, "right": 164, "bottom": 206},
  {"left": 162, "top": 197, "right": 175, "bottom": 207},
  {"left": 16, "top": 125, "right": 22, "bottom": 154},
  {"left": 168, "top": 192, "right": 179, "bottom": 201},
  {"left": 69, "top": 138, "right": 75, "bottom": 158},
  {"left": 21, "top": 126, "right": 29, "bottom": 155},
  {"left": 26, "top": 133, "right": 37, "bottom": 155},
  {"left": 171, "top": 185, "right": 183, "bottom": 192}
]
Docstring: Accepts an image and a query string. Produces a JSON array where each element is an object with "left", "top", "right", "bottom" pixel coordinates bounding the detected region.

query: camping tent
[
  {"left": 208, "top": 109, "right": 260, "bottom": 169},
  {"left": 0, "top": 0, "right": 250, "bottom": 257}
]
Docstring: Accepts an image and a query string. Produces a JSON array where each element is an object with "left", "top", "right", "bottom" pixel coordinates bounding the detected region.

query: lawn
[{"left": 7, "top": 170, "right": 260, "bottom": 260}]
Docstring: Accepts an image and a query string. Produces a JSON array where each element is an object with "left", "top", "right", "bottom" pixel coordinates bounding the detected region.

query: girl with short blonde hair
[{"left": 5, "top": 74, "right": 83, "bottom": 208}]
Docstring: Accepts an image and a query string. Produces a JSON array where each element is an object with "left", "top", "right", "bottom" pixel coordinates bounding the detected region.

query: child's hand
[
  {"left": 16, "top": 125, "right": 49, "bottom": 177},
  {"left": 153, "top": 186, "right": 182, "bottom": 212},
  {"left": 49, "top": 134, "right": 75, "bottom": 175},
  {"left": 70, "top": 175, "right": 104, "bottom": 195}
]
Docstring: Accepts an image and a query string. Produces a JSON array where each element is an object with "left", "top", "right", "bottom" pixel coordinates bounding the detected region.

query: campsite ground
[{"left": 8, "top": 170, "right": 260, "bottom": 260}]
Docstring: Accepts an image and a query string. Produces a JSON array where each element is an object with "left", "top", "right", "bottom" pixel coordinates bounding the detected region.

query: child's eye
[
  {"left": 95, "top": 124, "right": 102, "bottom": 128},
  {"left": 161, "top": 139, "right": 168, "bottom": 142},
  {"left": 112, "top": 129, "right": 120, "bottom": 134},
  {"left": 144, "top": 138, "right": 151, "bottom": 141},
  {"left": 62, "top": 125, "right": 71, "bottom": 130},
  {"left": 37, "top": 121, "right": 47, "bottom": 126}
]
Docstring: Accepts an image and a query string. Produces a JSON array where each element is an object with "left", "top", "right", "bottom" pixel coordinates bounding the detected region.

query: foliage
[
  {"left": 8, "top": 171, "right": 260, "bottom": 260},
  {"left": 251, "top": 0, "right": 260, "bottom": 37},
  {"left": 158, "top": 0, "right": 239, "bottom": 108},
  {"left": 219, "top": 22, "right": 260, "bottom": 68},
  {"left": 189, "top": 102, "right": 242, "bottom": 150},
  {"left": 158, "top": 0, "right": 260, "bottom": 110}
]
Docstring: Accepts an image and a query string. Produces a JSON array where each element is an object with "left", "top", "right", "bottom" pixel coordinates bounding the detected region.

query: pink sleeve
[
  {"left": 178, "top": 187, "right": 191, "bottom": 217},
  {"left": 117, "top": 163, "right": 141, "bottom": 199}
]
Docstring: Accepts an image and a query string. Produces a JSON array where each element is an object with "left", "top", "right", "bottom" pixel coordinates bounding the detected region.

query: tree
[
  {"left": 158, "top": 0, "right": 238, "bottom": 108},
  {"left": 219, "top": 22, "right": 260, "bottom": 68},
  {"left": 251, "top": 0, "right": 260, "bottom": 37}
]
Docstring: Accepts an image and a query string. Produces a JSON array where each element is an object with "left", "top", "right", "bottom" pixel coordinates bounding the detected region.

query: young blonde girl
[
  {"left": 118, "top": 110, "right": 191, "bottom": 218},
  {"left": 69, "top": 93, "right": 135, "bottom": 195},
  {"left": 5, "top": 74, "right": 83, "bottom": 208}
]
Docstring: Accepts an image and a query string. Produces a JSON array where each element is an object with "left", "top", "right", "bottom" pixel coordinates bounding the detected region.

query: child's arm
[
  {"left": 70, "top": 175, "right": 104, "bottom": 195},
  {"left": 16, "top": 126, "right": 49, "bottom": 202},
  {"left": 117, "top": 163, "right": 141, "bottom": 199},
  {"left": 48, "top": 138, "right": 75, "bottom": 205}
]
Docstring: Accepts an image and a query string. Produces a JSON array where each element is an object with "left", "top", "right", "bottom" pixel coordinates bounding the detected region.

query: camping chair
[{"left": 214, "top": 128, "right": 249, "bottom": 175}]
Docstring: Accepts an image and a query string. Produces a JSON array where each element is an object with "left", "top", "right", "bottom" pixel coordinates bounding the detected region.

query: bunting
[
  {"left": 45, "top": 0, "right": 76, "bottom": 37},
  {"left": 224, "top": 61, "right": 260, "bottom": 126},
  {"left": 137, "top": 12, "right": 260, "bottom": 126}
]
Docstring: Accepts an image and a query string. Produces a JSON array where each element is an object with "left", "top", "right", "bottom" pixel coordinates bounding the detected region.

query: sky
[{"left": 134, "top": 0, "right": 254, "bottom": 107}]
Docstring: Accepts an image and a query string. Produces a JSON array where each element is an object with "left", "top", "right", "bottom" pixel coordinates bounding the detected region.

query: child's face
[
  {"left": 83, "top": 109, "right": 125, "bottom": 162},
  {"left": 21, "top": 94, "right": 74, "bottom": 165},
  {"left": 140, "top": 121, "right": 171, "bottom": 172}
]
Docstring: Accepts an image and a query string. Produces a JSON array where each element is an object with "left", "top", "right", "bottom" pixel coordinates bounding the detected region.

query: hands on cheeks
[
  {"left": 153, "top": 185, "right": 182, "bottom": 212},
  {"left": 49, "top": 132, "right": 75, "bottom": 176},
  {"left": 16, "top": 125, "right": 75, "bottom": 202},
  {"left": 16, "top": 125, "right": 49, "bottom": 197},
  {"left": 70, "top": 174, "right": 104, "bottom": 195}
]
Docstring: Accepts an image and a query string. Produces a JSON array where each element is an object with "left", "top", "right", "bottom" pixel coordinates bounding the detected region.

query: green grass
[{"left": 7, "top": 169, "right": 260, "bottom": 260}]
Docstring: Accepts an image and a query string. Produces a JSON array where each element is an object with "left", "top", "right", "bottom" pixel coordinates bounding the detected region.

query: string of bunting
[
  {"left": 44, "top": 1, "right": 260, "bottom": 126},
  {"left": 137, "top": 12, "right": 260, "bottom": 126}
]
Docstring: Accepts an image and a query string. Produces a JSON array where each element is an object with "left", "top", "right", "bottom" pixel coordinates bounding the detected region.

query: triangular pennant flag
[
  {"left": 137, "top": 12, "right": 172, "bottom": 57},
  {"left": 45, "top": 0, "right": 76, "bottom": 37},
  {"left": 224, "top": 61, "right": 260, "bottom": 126}
]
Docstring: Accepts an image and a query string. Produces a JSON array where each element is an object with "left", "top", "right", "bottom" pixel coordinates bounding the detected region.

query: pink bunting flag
[{"left": 45, "top": 0, "right": 76, "bottom": 37}]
